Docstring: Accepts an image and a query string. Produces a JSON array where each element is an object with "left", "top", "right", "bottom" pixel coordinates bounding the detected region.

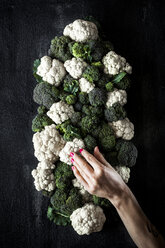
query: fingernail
[
  {"left": 71, "top": 166, "right": 75, "bottom": 171},
  {"left": 70, "top": 152, "right": 74, "bottom": 157},
  {"left": 70, "top": 158, "right": 74, "bottom": 163},
  {"left": 79, "top": 148, "right": 83, "bottom": 153}
]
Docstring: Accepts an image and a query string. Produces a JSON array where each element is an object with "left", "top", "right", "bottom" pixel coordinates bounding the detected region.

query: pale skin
[{"left": 70, "top": 146, "right": 165, "bottom": 248}]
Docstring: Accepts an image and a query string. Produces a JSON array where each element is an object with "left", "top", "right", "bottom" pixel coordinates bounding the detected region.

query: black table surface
[{"left": 0, "top": 0, "right": 165, "bottom": 247}]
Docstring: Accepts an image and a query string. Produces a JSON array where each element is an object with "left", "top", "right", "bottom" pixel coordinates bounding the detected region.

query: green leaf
[
  {"left": 112, "top": 72, "right": 127, "bottom": 83},
  {"left": 47, "top": 206, "right": 70, "bottom": 226},
  {"left": 33, "top": 59, "right": 43, "bottom": 83}
]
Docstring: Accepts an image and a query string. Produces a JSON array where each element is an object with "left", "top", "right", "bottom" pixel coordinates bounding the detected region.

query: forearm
[{"left": 109, "top": 185, "right": 165, "bottom": 248}]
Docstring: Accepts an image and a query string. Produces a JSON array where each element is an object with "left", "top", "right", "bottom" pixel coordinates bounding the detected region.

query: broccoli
[
  {"left": 78, "top": 92, "right": 89, "bottom": 105},
  {"left": 50, "top": 187, "right": 83, "bottom": 216},
  {"left": 82, "top": 65, "right": 100, "bottom": 83},
  {"left": 105, "top": 82, "right": 114, "bottom": 92},
  {"left": 98, "top": 122, "right": 116, "bottom": 151},
  {"left": 82, "top": 105, "right": 103, "bottom": 117},
  {"left": 65, "top": 95, "right": 77, "bottom": 105},
  {"left": 80, "top": 116, "right": 99, "bottom": 134},
  {"left": 70, "top": 112, "right": 82, "bottom": 126},
  {"left": 88, "top": 88, "right": 107, "bottom": 107},
  {"left": 73, "top": 101, "right": 83, "bottom": 111},
  {"left": 96, "top": 74, "right": 111, "bottom": 88},
  {"left": 56, "top": 120, "right": 71, "bottom": 133},
  {"left": 112, "top": 72, "right": 130, "bottom": 90},
  {"left": 116, "top": 139, "right": 138, "bottom": 167},
  {"left": 59, "top": 90, "right": 70, "bottom": 102},
  {"left": 33, "top": 82, "right": 60, "bottom": 109},
  {"left": 93, "top": 195, "right": 112, "bottom": 208},
  {"left": 84, "top": 135, "right": 97, "bottom": 152},
  {"left": 104, "top": 102, "right": 127, "bottom": 122},
  {"left": 32, "top": 113, "right": 54, "bottom": 132},
  {"left": 56, "top": 120, "right": 82, "bottom": 141},
  {"left": 54, "top": 161, "right": 74, "bottom": 190},
  {"left": 47, "top": 205, "right": 70, "bottom": 226},
  {"left": 69, "top": 42, "right": 92, "bottom": 61},
  {"left": 37, "top": 105, "right": 47, "bottom": 114},
  {"left": 33, "top": 59, "right": 43, "bottom": 83},
  {"left": 63, "top": 74, "right": 79, "bottom": 95},
  {"left": 48, "top": 36, "right": 72, "bottom": 62}
]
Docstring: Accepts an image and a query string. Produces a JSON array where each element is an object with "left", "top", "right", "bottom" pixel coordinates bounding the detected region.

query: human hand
[{"left": 70, "top": 146, "right": 128, "bottom": 207}]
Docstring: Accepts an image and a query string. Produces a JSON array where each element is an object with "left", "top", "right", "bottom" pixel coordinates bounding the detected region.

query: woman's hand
[{"left": 70, "top": 146, "right": 127, "bottom": 207}]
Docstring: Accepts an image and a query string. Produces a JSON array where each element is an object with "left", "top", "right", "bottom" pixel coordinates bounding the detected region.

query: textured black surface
[{"left": 0, "top": 0, "right": 165, "bottom": 247}]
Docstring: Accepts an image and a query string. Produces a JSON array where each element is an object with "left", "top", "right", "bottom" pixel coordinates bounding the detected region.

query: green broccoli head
[
  {"left": 84, "top": 135, "right": 97, "bottom": 152},
  {"left": 98, "top": 122, "right": 116, "bottom": 151},
  {"left": 78, "top": 92, "right": 89, "bottom": 105},
  {"left": 116, "top": 139, "right": 138, "bottom": 167},
  {"left": 112, "top": 72, "right": 131, "bottom": 90},
  {"left": 82, "top": 65, "right": 100, "bottom": 83},
  {"left": 82, "top": 105, "right": 103, "bottom": 117},
  {"left": 105, "top": 82, "right": 114, "bottom": 92},
  {"left": 32, "top": 113, "right": 54, "bottom": 132},
  {"left": 96, "top": 74, "right": 111, "bottom": 88},
  {"left": 65, "top": 95, "right": 77, "bottom": 105},
  {"left": 56, "top": 120, "right": 81, "bottom": 141},
  {"left": 33, "top": 82, "right": 60, "bottom": 109},
  {"left": 73, "top": 101, "right": 83, "bottom": 111},
  {"left": 80, "top": 115, "right": 99, "bottom": 134},
  {"left": 88, "top": 88, "right": 107, "bottom": 107},
  {"left": 48, "top": 36, "right": 72, "bottom": 62},
  {"left": 37, "top": 105, "right": 47, "bottom": 114},
  {"left": 69, "top": 42, "right": 91, "bottom": 61},
  {"left": 70, "top": 112, "right": 82, "bottom": 126},
  {"left": 104, "top": 102, "right": 127, "bottom": 122},
  {"left": 93, "top": 195, "right": 112, "bottom": 208},
  {"left": 47, "top": 206, "right": 71, "bottom": 226},
  {"left": 63, "top": 74, "right": 79, "bottom": 96}
]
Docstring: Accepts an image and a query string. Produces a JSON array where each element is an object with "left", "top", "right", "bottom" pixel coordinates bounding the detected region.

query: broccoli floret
[
  {"left": 114, "top": 76, "right": 131, "bottom": 90},
  {"left": 37, "top": 105, "right": 47, "bottom": 114},
  {"left": 70, "top": 112, "right": 82, "bottom": 126},
  {"left": 65, "top": 95, "right": 77, "bottom": 105},
  {"left": 47, "top": 206, "right": 71, "bottom": 226},
  {"left": 82, "top": 65, "right": 100, "bottom": 83},
  {"left": 87, "top": 40, "right": 113, "bottom": 61},
  {"left": 98, "top": 122, "right": 116, "bottom": 151},
  {"left": 93, "top": 195, "right": 112, "bottom": 208},
  {"left": 78, "top": 92, "right": 89, "bottom": 105},
  {"left": 56, "top": 120, "right": 81, "bottom": 141},
  {"left": 105, "top": 82, "right": 114, "bottom": 92},
  {"left": 33, "top": 82, "right": 60, "bottom": 109},
  {"left": 50, "top": 187, "right": 83, "bottom": 216},
  {"left": 33, "top": 59, "right": 43, "bottom": 83},
  {"left": 54, "top": 161, "right": 74, "bottom": 190},
  {"left": 82, "top": 105, "right": 103, "bottom": 117},
  {"left": 48, "top": 36, "right": 72, "bottom": 62},
  {"left": 32, "top": 113, "right": 54, "bottom": 132},
  {"left": 56, "top": 120, "right": 71, "bottom": 133},
  {"left": 63, "top": 74, "right": 79, "bottom": 95},
  {"left": 96, "top": 74, "right": 111, "bottom": 88},
  {"left": 84, "top": 135, "right": 97, "bottom": 152},
  {"left": 116, "top": 140, "right": 138, "bottom": 167},
  {"left": 104, "top": 102, "right": 127, "bottom": 122},
  {"left": 88, "top": 88, "right": 106, "bottom": 107},
  {"left": 92, "top": 125, "right": 102, "bottom": 138},
  {"left": 59, "top": 90, "right": 69, "bottom": 102},
  {"left": 69, "top": 42, "right": 91, "bottom": 61},
  {"left": 80, "top": 116, "right": 99, "bottom": 134},
  {"left": 73, "top": 101, "right": 83, "bottom": 111}
]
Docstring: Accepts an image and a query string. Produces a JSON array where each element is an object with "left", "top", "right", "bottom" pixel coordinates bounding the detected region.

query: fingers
[
  {"left": 71, "top": 165, "right": 89, "bottom": 189},
  {"left": 94, "top": 146, "right": 111, "bottom": 167}
]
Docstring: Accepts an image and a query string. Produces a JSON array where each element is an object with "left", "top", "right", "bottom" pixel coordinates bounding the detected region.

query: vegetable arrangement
[{"left": 31, "top": 17, "right": 138, "bottom": 235}]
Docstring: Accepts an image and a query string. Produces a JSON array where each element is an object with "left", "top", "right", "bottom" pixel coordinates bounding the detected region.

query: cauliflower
[
  {"left": 59, "top": 138, "right": 85, "bottom": 165},
  {"left": 114, "top": 166, "right": 130, "bottom": 183},
  {"left": 37, "top": 56, "right": 66, "bottom": 86},
  {"left": 72, "top": 178, "right": 93, "bottom": 203},
  {"left": 64, "top": 57, "right": 87, "bottom": 79},
  {"left": 70, "top": 203, "right": 106, "bottom": 235},
  {"left": 106, "top": 88, "right": 127, "bottom": 108},
  {"left": 63, "top": 19, "right": 98, "bottom": 43},
  {"left": 32, "top": 124, "right": 65, "bottom": 162},
  {"left": 31, "top": 160, "right": 55, "bottom": 191},
  {"left": 47, "top": 101, "right": 75, "bottom": 124},
  {"left": 79, "top": 77, "right": 95, "bottom": 93},
  {"left": 102, "top": 51, "right": 132, "bottom": 76},
  {"left": 109, "top": 118, "right": 134, "bottom": 140}
]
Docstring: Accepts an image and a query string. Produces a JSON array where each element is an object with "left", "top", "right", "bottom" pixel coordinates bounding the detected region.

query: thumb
[{"left": 94, "top": 146, "right": 111, "bottom": 167}]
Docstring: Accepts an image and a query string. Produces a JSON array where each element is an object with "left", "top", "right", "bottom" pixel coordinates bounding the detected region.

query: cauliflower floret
[
  {"left": 70, "top": 203, "right": 106, "bottom": 235},
  {"left": 79, "top": 78, "right": 95, "bottom": 93},
  {"left": 102, "top": 51, "right": 132, "bottom": 76},
  {"left": 106, "top": 88, "right": 127, "bottom": 108},
  {"left": 59, "top": 138, "right": 85, "bottom": 165},
  {"left": 47, "top": 101, "right": 75, "bottom": 124},
  {"left": 37, "top": 56, "right": 66, "bottom": 86},
  {"left": 31, "top": 160, "right": 55, "bottom": 191},
  {"left": 114, "top": 166, "right": 130, "bottom": 183},
  {"left": 63, "top": 19, "right": 98, "bottom": 43},
  {"left": 72, "top": 178, "right": 93, "bottom": 203},
  {"left": 64, "top": 58, "right": 87, "bottom": 79},
  {"left": 33, "top": 124, "right": 65, "bottom": 162},
  {"left": 109, "top": 118, "right": 134, "bottom": 140}
]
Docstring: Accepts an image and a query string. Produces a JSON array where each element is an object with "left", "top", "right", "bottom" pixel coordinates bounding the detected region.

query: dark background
[{"left": 0, "top": 0, "right": 165, "bottom": 247}]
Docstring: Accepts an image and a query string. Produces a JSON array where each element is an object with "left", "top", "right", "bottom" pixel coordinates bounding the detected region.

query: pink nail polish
[
  {"left": 70, "top": 152, "right": 74, "bottom": 157},
  {"left": 71, "top": 158, "right": 74, "bottom": 163},
  {"left": 71, "top": 166, "right": 75, "bottom": 171},
  {"left": 79, "top": 148, "right": 83, "bottom": 153}
]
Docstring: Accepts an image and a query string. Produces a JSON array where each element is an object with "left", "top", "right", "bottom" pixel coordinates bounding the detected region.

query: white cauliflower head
[
  {"left": 37, "top": 56, "right": 66, "bottom": 86},
  {"left": 64, "top": 57, "right": 87, "bottom": 79},
  {"left": 31, "top": 160, "right": 55, "bottom": 191},
  {"left": 70, "top": 203, "right": 106, "bottom": 235},
  {"left": 47, "top": 101, "right": 75, "bottom": 124},
  {"left": 72, "top": 178, "right": 93, "bottom": 203},
  {"left": 63, "top": 19, "right": 98, "bottom": 43},
  {"left": 106, "top": 88, "right": 127, "bottom": 108},
  {"left": 59, "top": 138, "right": 85, "bottom": 165},
  {"left": 79, "top": 77, "right": 95, "bottom": 93},
  {"left": 32, "top": 124, "right": 65, "bottom": 162},
  {"left": 114, "top": 166, "right": 130, "bottom": 183},
  {"left": 102, "top": 51, "right": 132, "bottom": 76},
  {"left": 109, "top": 118, "right": 134, "bottom": 140}
]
